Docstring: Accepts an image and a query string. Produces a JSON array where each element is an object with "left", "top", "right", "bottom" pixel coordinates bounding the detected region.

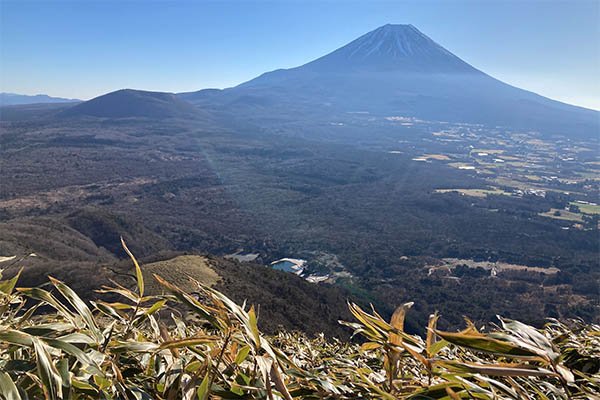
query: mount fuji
[{"left": 182, "top": 24, "right": 598, "bottom": 137}]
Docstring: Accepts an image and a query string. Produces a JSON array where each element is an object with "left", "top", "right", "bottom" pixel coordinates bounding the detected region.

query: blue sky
[{"left": 1, "top": 0, "right": 598, "bottom": 109}]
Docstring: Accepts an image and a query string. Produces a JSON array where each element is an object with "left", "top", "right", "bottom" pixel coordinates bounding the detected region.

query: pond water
[{"left": 271, "top": 260, "right": 298, "bottom": 273}]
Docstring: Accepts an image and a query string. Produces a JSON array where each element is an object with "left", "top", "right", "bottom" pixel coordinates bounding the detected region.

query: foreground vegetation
[{"left": 0, "top": 242, "right": 599, "bottom": 399}]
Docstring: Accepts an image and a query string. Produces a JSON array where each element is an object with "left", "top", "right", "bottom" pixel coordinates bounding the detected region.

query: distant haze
[
  {"left": 0, "top": 93, "right": 80, "bottom": 106},
  {"left": 1, "top": 1, "right": 598, "bottom": 110},
  {"left": 36, "top": 24, "right": 596, "bottom": 140}
]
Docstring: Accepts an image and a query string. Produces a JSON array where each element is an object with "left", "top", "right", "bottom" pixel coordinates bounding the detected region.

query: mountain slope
[
  {"left": 0, "top": 213, "right": 355, "bottom": 337},
  {"left": 0, "top": 92, "right": 80, "bottom": 106},
  {"left": 183, "top": 24, "right": 598, "bottom": 137},
  {"left": 60, "top": 89, "right": 198, "bottom": 119}
]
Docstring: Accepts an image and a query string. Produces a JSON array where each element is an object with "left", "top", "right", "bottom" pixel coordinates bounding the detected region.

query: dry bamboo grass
[{"left": 0, "top": 241, "right": 598, "bottom": 399}]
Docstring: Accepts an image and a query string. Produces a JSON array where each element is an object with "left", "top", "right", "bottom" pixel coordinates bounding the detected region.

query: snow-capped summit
[
  {"left": 343, "top": 24, "right": 443, "bottom": 59},
  {"left": 301, "top": 24, "right": 480, "bottom": 73}
]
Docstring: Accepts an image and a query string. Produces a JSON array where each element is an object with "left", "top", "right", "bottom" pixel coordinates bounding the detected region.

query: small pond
[{"left": 271, "top": 260, "right": 298, "bottom": 273}]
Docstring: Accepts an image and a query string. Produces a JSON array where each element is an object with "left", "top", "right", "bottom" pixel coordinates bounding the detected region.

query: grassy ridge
[{"left": 0, "top": 246, "right": 598, "bottom": 399}]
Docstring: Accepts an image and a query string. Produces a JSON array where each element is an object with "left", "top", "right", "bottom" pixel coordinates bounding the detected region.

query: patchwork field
[
  {"left": 539, "top": 208, "right": 584, "bottom": 223},
  {"left": 435, "top": 188, "right": 512, "bottom": 198}
]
